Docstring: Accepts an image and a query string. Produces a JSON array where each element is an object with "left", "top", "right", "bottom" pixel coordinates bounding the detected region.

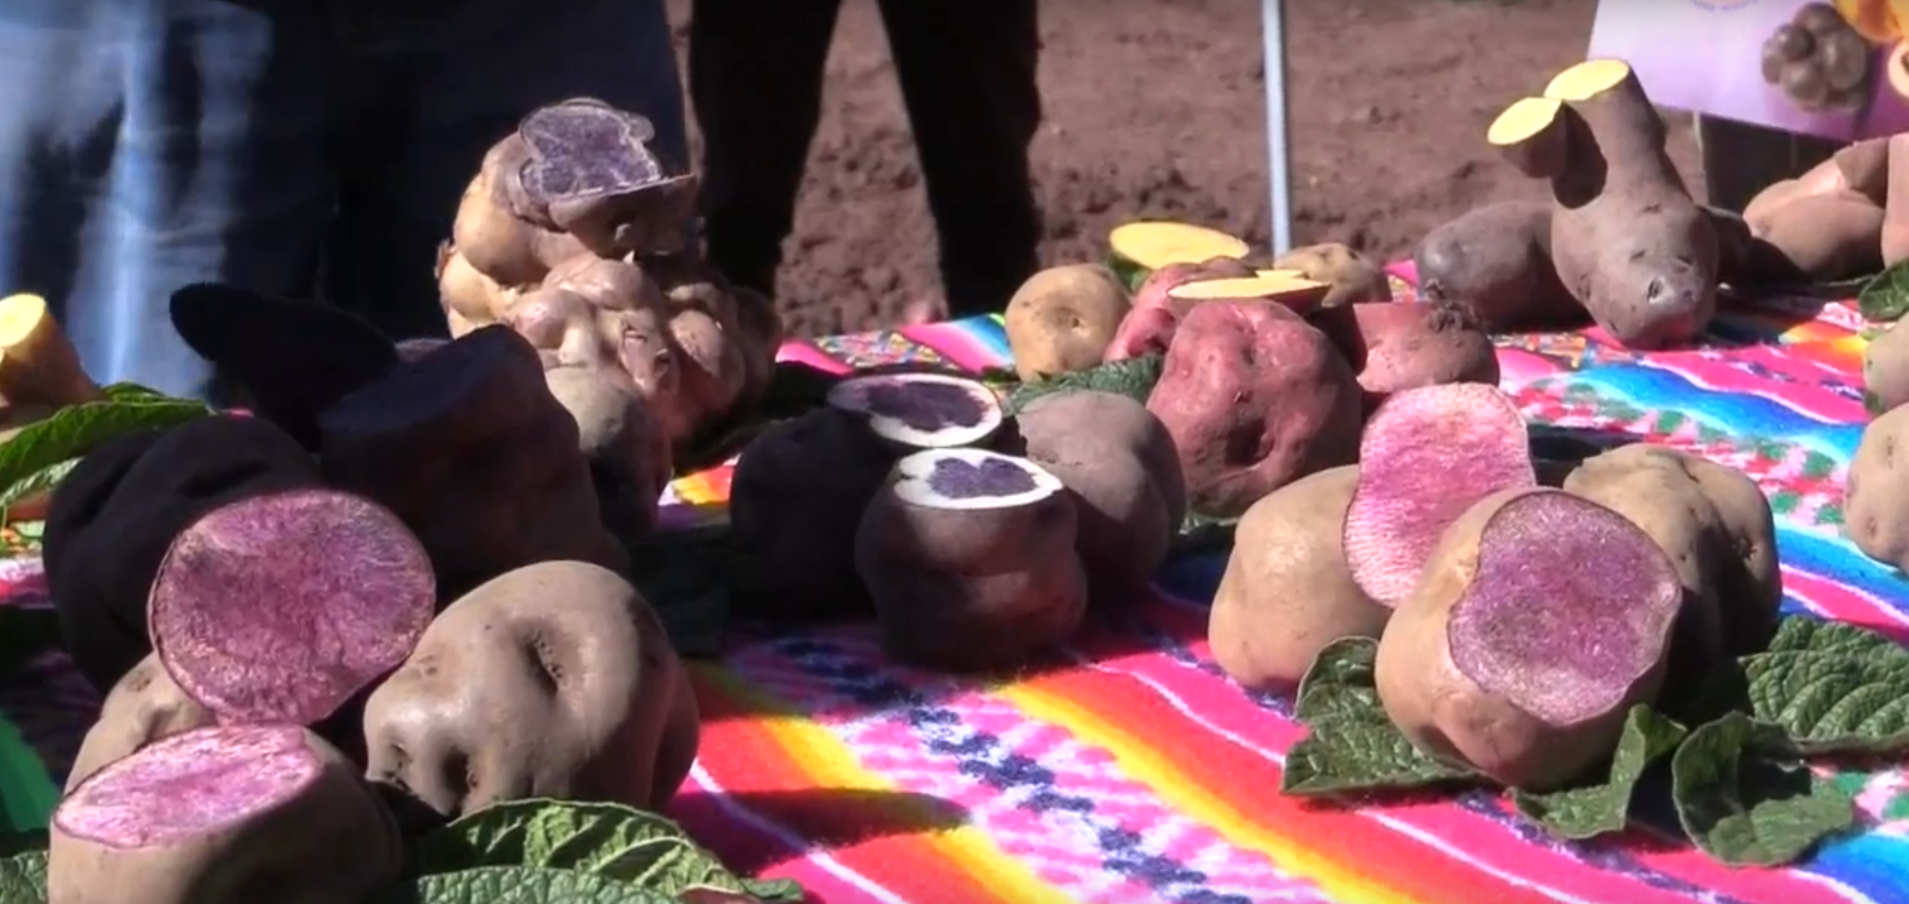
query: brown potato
[
  {"left": 1208, "top": 465, "right": 1388, "bottom": 689},
  {"left": 1004, "top": 264, "right": 1132, "bottom": 381},
  {"left": 1375, "top": 487, "right": 1682, "bottom": 790},
  {"left": 1271, "top": 243, "right": 1393, "bottom": 308},
  {"left": 363, "top": 561, "right": 699, "bottom": 818},
  {"left": 66, "top": 654, "right": 215, "bottom": 792},
  {"left": 1866, "top": 319, "right": 1909, "bottom": 415},
  {"left": 1845, "top": 404, "right": 1909, "bottom": 571}
]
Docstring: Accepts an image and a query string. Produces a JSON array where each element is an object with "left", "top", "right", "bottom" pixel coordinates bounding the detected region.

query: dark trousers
[{"left": 689, "top": 0, "right": 1043, "bottom": 319}]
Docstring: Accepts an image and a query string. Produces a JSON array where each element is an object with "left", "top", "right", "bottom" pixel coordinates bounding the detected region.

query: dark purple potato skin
[
  {"left": 854, "top": 459, "right": 1088, "bottom": 672},
  {"left": 728, "top": 409, "right": 895, "bottom": 621}
]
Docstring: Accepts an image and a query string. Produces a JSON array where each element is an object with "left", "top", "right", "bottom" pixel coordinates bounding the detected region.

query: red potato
[
  {"left": 1343, "top": 383, "right": 1537, "bottom": 606},
  {"left": 1104, "top": 256, "right": 1256, "bottom": 361},
  {"left": 362, "top": 561, "right": 698, "bottom": 817},
  {"left": 1374, "top": 488, "right": 1682, "bottom": 790},
  {"left": 1307, "top": 300, "right": 1500, "bottom": 411},
  {"left": 1145, "top": 301, "right": 1363, "bottom": 518},
  {"left": 319, "top": 325, "right": 627, "bottom": 596},
  {"left": 855, "top": 448, "right": 1089, "bottom": 672},
  {"left": 148, "top": 488, "right": 436, "bottom": 726},
  {"left": 49, "top": 726, "right": 402, "bottom": 904}
]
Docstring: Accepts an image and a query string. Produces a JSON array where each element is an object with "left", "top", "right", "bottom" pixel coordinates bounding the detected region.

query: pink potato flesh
[
  {"left": 1344, "top": 383, "right": 1535, "bottom": 604},
  {"left": 55, "top": 725, "right": 316, "bottom": 849},
  {"left": 1448, "top": 491, "right": 1681, "bottom": 724},
  {"left": 147, "top": 488, "right": 436, "bottom": 725}
]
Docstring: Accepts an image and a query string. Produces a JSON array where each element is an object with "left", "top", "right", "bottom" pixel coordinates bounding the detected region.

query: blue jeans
[{"left": 0, "top": 0, "right": 689, "bottom": 400}]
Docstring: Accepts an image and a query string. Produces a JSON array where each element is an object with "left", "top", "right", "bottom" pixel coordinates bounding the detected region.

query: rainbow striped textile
[{"left": 4, "top": 266, "right": 1908, "bottom": 904}]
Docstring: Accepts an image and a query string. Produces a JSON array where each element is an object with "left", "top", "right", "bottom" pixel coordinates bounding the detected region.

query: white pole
[{"left": 1261, "top": 0, "right": 1294, "bottom": 255}]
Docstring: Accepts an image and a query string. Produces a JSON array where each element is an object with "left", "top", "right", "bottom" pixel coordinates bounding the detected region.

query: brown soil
[{"left": 666, "top": 0, "right": 1705, "bottom": 336}]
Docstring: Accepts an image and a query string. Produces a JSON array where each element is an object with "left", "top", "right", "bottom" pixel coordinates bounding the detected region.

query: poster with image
[{"left": 1587, "top": 0, "right": 1909, "bottom": 139}]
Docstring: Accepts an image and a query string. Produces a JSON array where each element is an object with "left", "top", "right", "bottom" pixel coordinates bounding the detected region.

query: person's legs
[
  {"left": 0, "top": 0, "right": 336, "bottom": 399},
  {"left": 877, "top": 0, "right": 1042, "bottom": 318},
  {"left": 324, "top": 0, "right": 696, "bottom": 342},
  {"left": 688, "top": 0, "right": 842, "bottom": 299}
]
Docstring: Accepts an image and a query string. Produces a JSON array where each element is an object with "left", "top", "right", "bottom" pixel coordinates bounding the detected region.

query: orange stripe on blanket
[
  {"left": 686, "top": 666, "right": 1076, "bottom": 904},
  {"left": 1003, "top": 671, "right": 1531, "bottom": 904}
]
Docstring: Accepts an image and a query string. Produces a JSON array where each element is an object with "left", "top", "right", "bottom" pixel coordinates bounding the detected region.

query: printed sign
[{"left": 1588, "top": 0, "right": 1909, "bottom": 139}]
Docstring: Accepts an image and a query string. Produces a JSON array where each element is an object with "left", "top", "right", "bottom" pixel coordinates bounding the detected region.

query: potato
[
  {"left": 1145, "top": 301, "right": 1362, "bottom": 518},
  {"left": 44, "top": 415, "right": 323, "bottom": 692},
  {"left": 1004, "top": 264, "right": 1132, "bottom": 381},
  {"left": 1208, "top": 465, "right": 1388, "bottom": 689},
  {"left": 544, "top": 364, "right": 673, "bottom": 538},
  {"left": 66, "top": 654, "right": 214, "bottom": 792},
  {"left": 1411, "top": 202, "right": 1585, "bottom": 333},
  {"left": 1344, "top": 383, "right": 1537, "bottom": 606},
  {"left": 49, "top": 726, "right": 402, "bottom": 904},
  {"left": 450, "top": 98, "right": 696, "bottom": 279},
  {"left": 1374, "top": 487, "right": 1682, "bottom": 790},
  {"left": 1490, "top": 62, "right": 1719, "bottom": 348},
  {"left": 1562, "top": 445, "right": 1783, "bottom": 674},
  {"left": 729, "top": 285, "right": 784, "bottom": 407},
  {"left": 1844, "top": 404, "right": 1909, "bottom": 570},
  {"left": 437, "top": 243, "right": 528, "bottom": 337},
  {"left": 1165, "top": 273, "right": 1330, "bottom": 314},
  {"left": 855, "top": 448, "right": 1088, "bottom": 672},
  {"left": 729, "top": 408, "right": 895, "bottom": 621},
  {"left": 1865, "top": 319, "right": 1909, "bottom": 415},
  {"left": 1104, "top": 256, "right": 1256, "bottom": 361},
  {"left": 1011, "top": 390, "right": 1186, "bottom": 607},
  {"left": 1271, "top": 243, "right": 1393, "bottom": 308},
  {"left": 147, "top": 487, "right": 435, "bottom": 727},
  {"left": 669, "top": 307, "right": 750, "bottom": 436},
  {"left": 0, "top": 293, "right": 104, "bottom": 408},
  {"left": 319, "top": 325, "right": 627, "bottom": 596},
  {"left": 1744, "top": 189, "right": 1885, "bottom": 283},
  {"left": 825, "top": 372, "right": 1006, "bottom": 451},
  {"left": 1886, "top": 133, "right": 1909, "bottom": 268},
  {"left": 1107, "top": 221, "right": 1250, "bottom": 288},
  {"left": 363, "top": 561, "right": 699, "bottom": 817},
  {"left": 1308, "top": 301, "right": 1500, "bottom": 411},
  {"left": 168, "top": 283, "right": 400, "bottom": 449}
]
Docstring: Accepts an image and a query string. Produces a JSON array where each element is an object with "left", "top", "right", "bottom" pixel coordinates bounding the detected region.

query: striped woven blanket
[{"left": 4, "top": 267, "right": 1908, "bottom": 903}]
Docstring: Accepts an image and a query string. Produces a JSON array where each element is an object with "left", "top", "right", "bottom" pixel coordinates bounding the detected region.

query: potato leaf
[
  {"left": 1281, "top": 638, "right": 1480, "bottom": 797},
  {"left": 1741, "top": 617, "right": 1909, "bottom": 754},
  {"left": 0, "top": 388, "right": 209, "bottom": 493},
  {"left": 1511, "top": 706, "right": 1686, "bottom": 840},
  {"left": 1670, "top": 713, "right": 1854, "bottom": 867},
  {"left": 0, "top": 848, "right": 45, "bottom": 903},
  {"left": 0, "top": 457, "right": 75, "bottom": 523},
  {"left": 1004, "top": 355, "right": 1163, "bottom": 415},
  {"left": 412, "top": 799, "right": 801, "bottom": 901},
  {"left": 1865, "top": 389, "right": 1887, "bottom": 417},
  {"left": 1859, "top": 260, "right": 1909, "bottom": 322},
  {"left": 380, "top": 866, "right": 674, "bottom": 903}
]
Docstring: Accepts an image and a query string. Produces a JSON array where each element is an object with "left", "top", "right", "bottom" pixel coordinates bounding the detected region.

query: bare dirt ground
[{"left": 665, "top": 0, "right": 1705, "bottom": 336}]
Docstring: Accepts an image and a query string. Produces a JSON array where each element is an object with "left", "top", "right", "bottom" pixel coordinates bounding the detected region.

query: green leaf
[
  {"left": 1281, "top": 638, "right": 1479, "bottom": 797},
  {"left": 1511, "top": 706, "right": 1687, "bottom": 840},
  {"left": 1670, "top": 713, "right": 1854, "bottom": 867},
  {"left": 0, "top": 457, "right": 75, "bottom": 522},
  {"left": 1867, "top": 389, "right": 1888, "bottom": 417},
  {"left": 1859, "top": 260, "right": 1909, "bottom": 322},
  {"left": 0, "top": 849, "right": 46, "bottom": 903},
  {"left": 1740, "top": 617, "right": 1909, "bottom": 754},
  {"left": 1107, "top": 254, "right": 1150, "bottom": 293},
  {"left": 379, "top": 866, "right": 675, "bottom": 903},
  {"left": 413, "top": 799, "right": 793, "bottom": 900},
  {"left": 0, "top": 394, "right": 209, "bottom": 492},
  {"left": 1004, "top": 355, "right": 1163, "bottom": 415}
]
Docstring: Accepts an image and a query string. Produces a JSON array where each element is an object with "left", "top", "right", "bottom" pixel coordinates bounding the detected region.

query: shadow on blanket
[{"left": 669, "top": 788, "right": 969, "bottom": 876}]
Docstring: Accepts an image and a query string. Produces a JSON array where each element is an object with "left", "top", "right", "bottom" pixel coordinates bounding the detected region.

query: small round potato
[
  {"left": 1004, "top": 264, "right": 1132, "bottom": 381},
  {"left": 1271, "top": 242, "right": 1393, "bottom": 308}
]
